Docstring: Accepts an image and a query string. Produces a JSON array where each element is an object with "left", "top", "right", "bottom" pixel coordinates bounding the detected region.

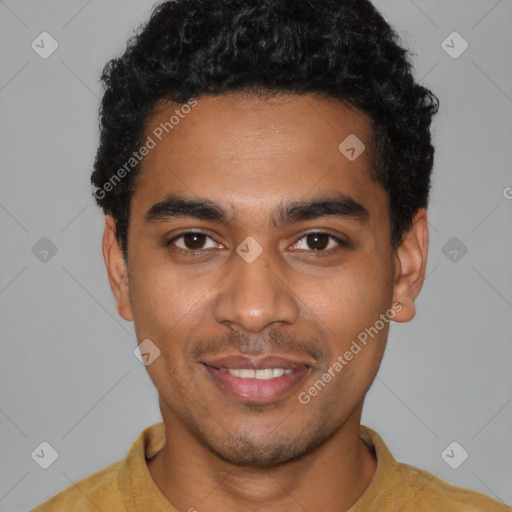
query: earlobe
[
  {"left": 391, "top": 208, "right": 429, "bottom": 323},
  {"left": 102, "top": 215, "right": 133, "bottom": 322}
]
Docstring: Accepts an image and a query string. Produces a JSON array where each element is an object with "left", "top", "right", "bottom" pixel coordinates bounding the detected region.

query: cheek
[
  {"left": 130, "top": 257, "right": 190, "bottom": 339},
  {"left": 127, "top": 261, "right": 208, "bottom": 390},
  {"left": 305, "top": 256, "right": 392, "bottom": 341},
  {"left": 309, "top": 263, "right": 391, "bottom": 401},
  {"left": 127, "top": 253, "right": 209, "bottom": 343}
]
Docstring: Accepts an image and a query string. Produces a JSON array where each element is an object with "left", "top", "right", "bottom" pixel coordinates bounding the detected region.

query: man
[{"left": 31, "top": 0, "right": 510, "bottom": 510}]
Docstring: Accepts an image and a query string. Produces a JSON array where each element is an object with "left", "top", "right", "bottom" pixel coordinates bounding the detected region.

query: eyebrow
[{"left": 144, "top": 192, "right": 369, "bottom": 227}]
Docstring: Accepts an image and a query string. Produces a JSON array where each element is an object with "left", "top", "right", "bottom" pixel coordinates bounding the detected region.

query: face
[{"left": 104, "top": 92, "right": 427, "bottom": 468}]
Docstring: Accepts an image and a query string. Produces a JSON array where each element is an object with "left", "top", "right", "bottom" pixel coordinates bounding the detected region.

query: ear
[
  {"left": 102, "top": 215, "right": 133, "bottom": 322},
  {"left": 391, "top": 208, "right": 429, "bottom": 323}
]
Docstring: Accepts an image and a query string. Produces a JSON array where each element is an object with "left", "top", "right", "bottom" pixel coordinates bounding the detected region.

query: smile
[
  {"left": 201, "top": 356, "right": 311, "bottom": 404},
  {"left": 219, "top": 368, "right": 293, "bottom": 379}
]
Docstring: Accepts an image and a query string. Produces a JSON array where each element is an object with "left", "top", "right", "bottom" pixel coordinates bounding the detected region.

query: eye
[
  {"left": 166, "top": 230, "right": 348, "bottom": 256},
  {"left": 289, "top": 232, "right": 348, "bottom": 253},
  {"left": 167, "top": 232, "right": 220, "bottom": 252}
]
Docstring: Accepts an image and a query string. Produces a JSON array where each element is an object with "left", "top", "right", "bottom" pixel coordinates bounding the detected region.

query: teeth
[
  {"left": 226, "top": 368, "right": 293, "bottom": 380},
  {"left": 240, "top": 369, "right": 254, "bottom": 379},
  {"left": 256, "top": 369, "right": 274, "bottom": 380}
]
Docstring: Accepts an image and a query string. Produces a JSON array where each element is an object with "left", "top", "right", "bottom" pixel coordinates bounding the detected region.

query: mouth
[{"left": 201, "top": 355, "right": 312, "bottom": 404}]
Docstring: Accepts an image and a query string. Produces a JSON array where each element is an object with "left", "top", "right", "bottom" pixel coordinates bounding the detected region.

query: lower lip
[{"left": 203, "top": 365, "right": 310, "bottom": 404}]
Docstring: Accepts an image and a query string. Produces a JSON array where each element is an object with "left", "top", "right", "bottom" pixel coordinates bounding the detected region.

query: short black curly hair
[{"left": 91, "top": 0, "right": 439, "bottom": 259}]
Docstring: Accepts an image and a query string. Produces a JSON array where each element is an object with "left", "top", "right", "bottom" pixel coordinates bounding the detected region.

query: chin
[{"left": 192, "top": 419, "right": 334, "bottom": 469}]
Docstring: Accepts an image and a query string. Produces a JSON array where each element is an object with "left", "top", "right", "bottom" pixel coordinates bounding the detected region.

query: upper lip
[{"left": 201, "top": 355, "right": 312, "bottom": 370}]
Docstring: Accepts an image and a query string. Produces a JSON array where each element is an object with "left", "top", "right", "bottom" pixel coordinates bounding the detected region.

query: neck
[{"left": 147, "top": 404, "right": 377, "bottom": 512}]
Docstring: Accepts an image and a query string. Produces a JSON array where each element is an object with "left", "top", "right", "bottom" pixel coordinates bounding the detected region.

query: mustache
[{"left": 190, "top": 328, "right": 330, "bottom": 364}]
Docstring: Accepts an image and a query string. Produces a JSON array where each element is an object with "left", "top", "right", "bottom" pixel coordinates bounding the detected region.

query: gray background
[{"left": 0, "top": 0, "right": 511, "bottom": 510}]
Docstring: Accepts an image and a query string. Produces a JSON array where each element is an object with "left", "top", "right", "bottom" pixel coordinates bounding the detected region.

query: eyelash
[{"left": 165, "top": 231, "right": 349, "bottom": 256}]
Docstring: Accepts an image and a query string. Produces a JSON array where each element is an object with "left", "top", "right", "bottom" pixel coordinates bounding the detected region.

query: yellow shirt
[{"left": 30, "top": 422, "right": 511, "bottom": 512}]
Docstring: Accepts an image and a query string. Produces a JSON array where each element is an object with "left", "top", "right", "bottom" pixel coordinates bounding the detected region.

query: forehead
[{"left": 132, "top": 93, "right": 387, "bottom": 225}]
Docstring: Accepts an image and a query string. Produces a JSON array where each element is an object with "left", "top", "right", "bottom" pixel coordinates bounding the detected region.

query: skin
[{"left": 102, "top": 92, "right": 429, "bottom": 512}]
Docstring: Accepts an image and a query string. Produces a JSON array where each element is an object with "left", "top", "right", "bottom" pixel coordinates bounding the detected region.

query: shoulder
[
  {"left": 358, "top": 426, "right": 511, "bottom": 512},
  {"left": 394, "top": 461, "right": 512, "bottom": 512},
  {"left": 29, "top": 459, "right": 125, "bottom": 512}
]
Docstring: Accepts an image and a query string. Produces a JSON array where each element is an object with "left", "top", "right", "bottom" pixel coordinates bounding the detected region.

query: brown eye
[
  {"left": 290, "top": 232, "right": 346, "bottom": 252},
  {"left": 168, "top": 232, "right": 219, "bottom": 252},
  {"left": 182, "top": 233, "right": 207, "bottom": 250},
  {"left": 305, "top": 233, "right": 329, "bottom": 251}
]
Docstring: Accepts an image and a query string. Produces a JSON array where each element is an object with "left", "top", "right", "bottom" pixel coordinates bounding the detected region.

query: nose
[{"left": 213, "top": 246, "right": 300, "bottom": 334}]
